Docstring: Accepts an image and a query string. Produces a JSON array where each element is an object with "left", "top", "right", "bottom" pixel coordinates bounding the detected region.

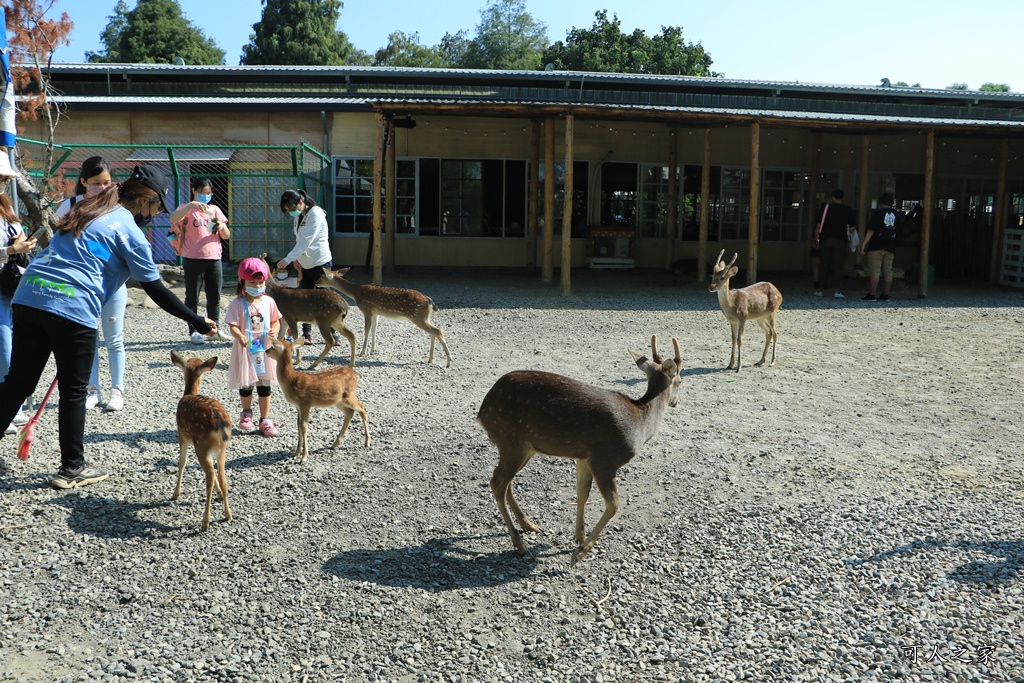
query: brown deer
[
  {"left": 317, "top": 268, "right": 453, "bottom": 368},
  {"left": 478, "top": 336, "right": 682, "bottom": 567},
  {"left": 708, "top": 250, "right": 782, "bottom": 372},
  {"left": 265, "top": 338, "right": 370, "bottom": 463},
  {"left": 170, "top": 351, "right": 232, "bottom": 531},
  {"left": 259, "top": 254, "right": 357, "bottom": 369}
]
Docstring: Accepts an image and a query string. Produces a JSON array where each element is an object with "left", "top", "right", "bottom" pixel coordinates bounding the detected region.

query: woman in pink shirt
[{"left": 169, "top": 177, "right": 231, "bottom": 344}]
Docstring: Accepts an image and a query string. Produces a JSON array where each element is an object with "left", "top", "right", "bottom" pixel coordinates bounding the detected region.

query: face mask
[
  {"left": 85, "top": 184, "right": 107, "bottom": 197},
  {"left": 287, "top": 209, "right": 302, "bottom": 218},
  {"left": 245, "top": 285, "right": 266, "bottom": 297},
  {"left": 133, "top": 211, "right": 153, "bottom": 227},
  {"left": 196, "top": 193, "right": 212, "bottom": 204}
]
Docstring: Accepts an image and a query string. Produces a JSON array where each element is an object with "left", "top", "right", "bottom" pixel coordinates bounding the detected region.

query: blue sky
[{"left": 50, "top": 0, "right": 1022, "bottom": 91}]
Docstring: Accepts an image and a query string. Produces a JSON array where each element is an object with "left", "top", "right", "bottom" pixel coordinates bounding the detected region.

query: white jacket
[{"left": 283, "top": 205, "right": 332, "bottom": 268}]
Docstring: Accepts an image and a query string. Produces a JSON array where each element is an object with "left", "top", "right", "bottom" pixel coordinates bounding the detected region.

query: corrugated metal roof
[
  {"left": 47, "top": 92, "right": 1024, "bottom": 130},
  {"left": 372, "top": 98, "right": 1024, "bottom": 128},
  {"left": 126, "top": 148, "right": 235, "bottom": 162},
  {"left": 48, "top": 95, "right": 368, "bottom": 107},
  {"left": 46, "top": 62, "right": 1024, "bottom": 100}
]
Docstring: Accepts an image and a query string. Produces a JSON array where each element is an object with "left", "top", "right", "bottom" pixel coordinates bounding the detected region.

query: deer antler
[
  {"left": 650, "top": 335, "right": 662, "bottom": 364},
  {"left": 726, "top": 252, "right": 739, "bottom": 269},
  {"left": 715, "top": 249, "right": 726, "bottom": 270},
  {"left": 672, "top": 337, "right": 681, "bottom": 366}
]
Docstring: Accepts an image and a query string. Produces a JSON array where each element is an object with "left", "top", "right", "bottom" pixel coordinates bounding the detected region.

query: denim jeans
[
  {"left": 90, "top": 283, "right": 127, "bottom": 392},
  {"left": 0, "top": 305, "right": 97, "bottom": 472},
  {"left": 183, "top": 257, "right": 223, "bottom": 334},
  {"left": 0, "top": 294, "right": 12, "bottom": 381}
]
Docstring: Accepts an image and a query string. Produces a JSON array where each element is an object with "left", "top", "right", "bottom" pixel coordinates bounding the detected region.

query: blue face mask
[
  {"left": 287, "top": 209, "right": 302, "bottom": 218},
  {"left": 245, "top": 285, "right": 266, "bottom": 297},
  {"left": 133, "top": 211, "right": 153, "bottom": 227},
  {"left": 196, "top": 193, "right": 212, "bottom": 203}
]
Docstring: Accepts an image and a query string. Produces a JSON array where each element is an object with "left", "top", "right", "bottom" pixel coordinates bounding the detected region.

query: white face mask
[{"left": 85, "top": 183, "right": 108, "bottom": 197}]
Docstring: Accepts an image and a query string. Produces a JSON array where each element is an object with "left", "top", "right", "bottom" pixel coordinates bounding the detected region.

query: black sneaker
[
  {"left": 51, "top": 463, "right": 110, "bottom": 490},
  {"left": 861, "top": 294, "right": 878, "bottom": 301},
  {"left": 878, "top": 294, "right": 891, "bottom": 301}
]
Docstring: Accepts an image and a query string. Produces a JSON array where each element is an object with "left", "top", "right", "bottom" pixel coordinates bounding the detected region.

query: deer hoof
[{"left": 570, "top": 546, "right": 587, "bottom": 567}]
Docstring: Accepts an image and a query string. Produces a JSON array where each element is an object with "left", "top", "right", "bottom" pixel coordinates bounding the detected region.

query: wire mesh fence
[{"left": 16, "top": 139, "right": 331, "bottom": 265}]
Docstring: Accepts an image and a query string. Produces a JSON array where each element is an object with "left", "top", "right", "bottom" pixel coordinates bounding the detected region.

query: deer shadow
[
  {"left": 322, "top": 534, "right": 561, "bottom": 591},
  {"left": 847, "top": 538, "right": 1023, "bottom": 586},
  {"left": 46, "top": 494, "right": 177, "bottom": 540}
]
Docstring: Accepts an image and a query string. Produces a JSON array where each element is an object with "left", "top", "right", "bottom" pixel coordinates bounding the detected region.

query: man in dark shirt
[
  {"left": 813, "top": 189, "right": 857, "bottom": 299},
  {"left": 859, "top": 192, "right": 898, "bottom": 301}
]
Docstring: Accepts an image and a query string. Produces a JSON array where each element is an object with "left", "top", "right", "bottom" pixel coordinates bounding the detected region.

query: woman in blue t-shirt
[{"left": 0, "top": 165, "right": 219, "bottom": 490}]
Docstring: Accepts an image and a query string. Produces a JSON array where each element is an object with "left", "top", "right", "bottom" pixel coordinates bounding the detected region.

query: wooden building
[{"left": 25, "top": 63, "right": 1024, "bottom": 294}]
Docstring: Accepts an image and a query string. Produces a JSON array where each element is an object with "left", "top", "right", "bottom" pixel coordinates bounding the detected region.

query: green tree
[
  {"left": 542, "top": 11, "right": 717, "bottom": 76},
  {"left": 893, "top": 81, "right": 922, "bottom": 88},
  {"left": 241, "top": 0, "right": 368, "bottom": 66},
  {"left": 438, "top": 30, "right": 471, "bottom": 67},
  {"left": 946, "top": 83, "right": 969, "bottom": 90},
  {"left": 979, "top": 82, "right": 1011, "bottom": 92},
  {"left": 85, "top": 0, "right": 129, "bottom": 63},
  {"left": 373, "top": 31, "right": 448, "bottom": 68},
  {"left": 87, "top": 0, "right": 224, "bottom": 65},
  {"left": 459, "top": 0, "right": 548, "bottom": 70}
]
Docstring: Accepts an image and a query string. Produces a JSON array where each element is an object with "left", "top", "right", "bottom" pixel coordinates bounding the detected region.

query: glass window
[{"left": 536, "top": 160, "right": 589, "bottom": 237}]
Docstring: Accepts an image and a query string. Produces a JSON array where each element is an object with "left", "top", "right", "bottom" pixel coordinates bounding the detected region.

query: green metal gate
[{"left": 16, "top": 139, "right": 331, "bottom": 265}]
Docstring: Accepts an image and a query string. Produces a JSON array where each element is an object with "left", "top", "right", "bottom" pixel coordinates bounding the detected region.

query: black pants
[
  {"left": 0, "top": 306, "right": 97, "bottom": 472},
  {"left": 183, "top": 257, "right": 223, "bottom": 334},
  {"left": 298, "top": 262, "right": 332, "bottom": 338},
  {"left": 819, "top": 238, "right": 847, "bottom": 291}
]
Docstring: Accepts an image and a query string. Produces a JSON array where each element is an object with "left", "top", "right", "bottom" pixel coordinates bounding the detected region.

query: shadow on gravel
[
  {"left": 47, "top": 495, "right": 175, "bottom": 540},
  {"left": 847, "top": 538, "right": 1023, "bottom": 586},
  {"left": 323, "top": 534, "right": 557, "bottom": 591}
]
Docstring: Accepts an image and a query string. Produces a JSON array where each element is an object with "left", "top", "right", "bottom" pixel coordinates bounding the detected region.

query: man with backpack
[{"left": 859, "top": 192, "right": 899, "bottom": 301}]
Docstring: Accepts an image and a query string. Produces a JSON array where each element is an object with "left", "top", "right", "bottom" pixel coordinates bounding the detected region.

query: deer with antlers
[
  {"left": 265, "top": 338, "right": 370, "bottom": 463},
  {"left": 478, "top": 336, "right": 682, "bottom": 567},
  {"left": 318, "top": 268, "right": 453, "bottom": 368},
  {"left": 170, "top": 351, "right": 232, "bottom": 531},
  {"left": 708, "top": 250, "right": 783, "bottom": 372}
]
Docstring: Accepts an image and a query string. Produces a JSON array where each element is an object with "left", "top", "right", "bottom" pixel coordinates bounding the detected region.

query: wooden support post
[
  {"left": 805, "top": 132, "right": 821, "bottom": 271},
  {"left": 665, "top": 127, "right": 678, "bottom": 271},
  {"left": 747, "top": 121, "right": 760, "bottom": 285},
  {"left": 372, "top": 112, "right": 384, "bottom": 285},
  {"left": 561, "top": 114, "right": 574, "bottom": 296},
  {"left": 542, "top": 119, "right": 555, "bottom": 284},
  {"left": 919, "top": 130, "right": 935, "bottom": 297},
  {"left": 528, "top": 120, "right": 540, "bottom": 269},
  {"left": 697, "top": 129, "right": 711, "bottom": 283},
  {"left": 857, "top": 135, "right": 870, "bottom": 262},
  {"left": 385, "top": 117, "right": 397, "bottom": 272},
  {"left": 989, "top": 138, "right": 1009, "bottom": 284}
]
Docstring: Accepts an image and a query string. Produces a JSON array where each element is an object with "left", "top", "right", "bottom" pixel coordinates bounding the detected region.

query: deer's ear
[
  {"left": 200, "top": 356, "right": 218, "bottom": 372},
  {"left": 630, "top": 349, "right": 656, "bottom": 374},
  {"left": 728, "top": 266, "right": 739, "bottom": 278},
  {"left": 170, "top": 350, "right": 183, "bottom": 368}
]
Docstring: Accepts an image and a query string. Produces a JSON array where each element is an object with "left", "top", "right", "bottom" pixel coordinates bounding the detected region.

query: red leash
[{"left": 17, "top": 378, "right": 59, "bottom": 461}]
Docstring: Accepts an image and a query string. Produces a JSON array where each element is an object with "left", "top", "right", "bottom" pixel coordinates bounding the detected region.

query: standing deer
[
  {"left": 318, "top": 268, "right": 453, "bottom": 368},
  {"left": 478, "top": 336, "right": 682, "bottom": 567},
  {"left": 265, "top": 338, "right": 370, "bottom": 463},
  {"left": 708, "top": 250, "right": 782, "bottom": 372},
  {"left": 170, "top": 351, "right": 232, "bottom": 531},
  {"left": 260, "top": 254, "right": 357, "bottom": 369}
]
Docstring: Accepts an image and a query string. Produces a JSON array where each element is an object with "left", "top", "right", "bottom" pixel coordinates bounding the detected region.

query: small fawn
[
  {"left": 170, "top": 351, "right": 232, "bottom": 531},
  {"left": 260, "top": 254, "right": 357, "bottom": 369},
  {"left": 265, "top": 338, "right": 371, "bottom": 463},
  {"left": 708, "top": 250, "right": 783, "bottom": 372},
  {"left": 478, "top": 336, "right": 682, "bottom": 567},
  {"left": 318, "top": 268, "right": 453, "bottom": 367}
]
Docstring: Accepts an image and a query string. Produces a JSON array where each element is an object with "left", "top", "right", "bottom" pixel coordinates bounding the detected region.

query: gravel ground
[{"left": 1, "top": 267, "right": 1023, "bottom": 683}]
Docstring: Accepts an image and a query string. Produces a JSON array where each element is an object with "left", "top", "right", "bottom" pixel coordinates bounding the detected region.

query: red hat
[{"left": 238, "top": 257, "right": 269, "bottom": 281}]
